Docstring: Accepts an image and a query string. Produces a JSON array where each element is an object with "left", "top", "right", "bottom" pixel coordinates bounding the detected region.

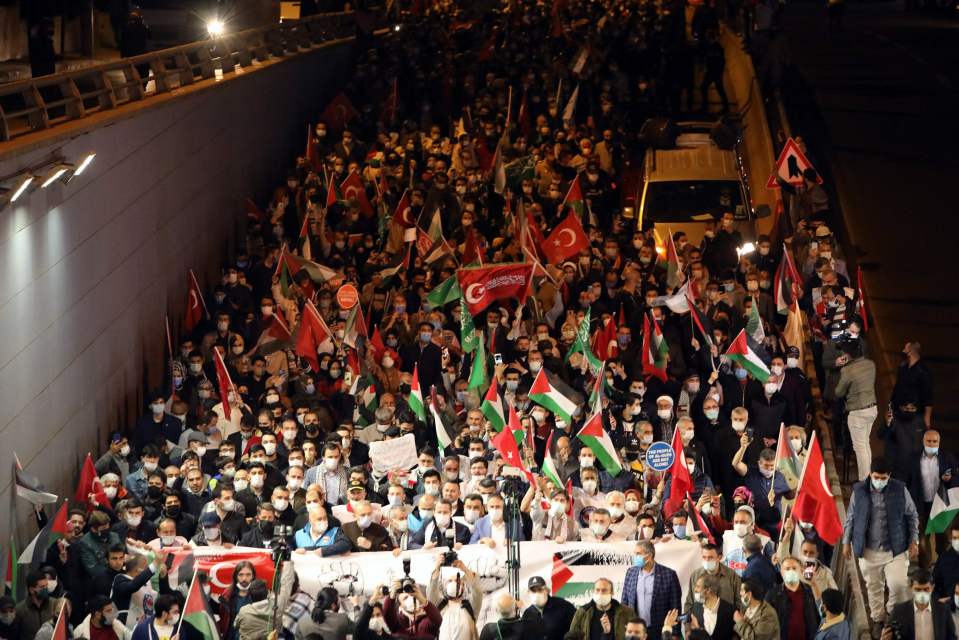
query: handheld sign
[
  {"left": 336, "top": 283, "right": 359, "bottom": 309},
  {"left": 645, "top": 441, "right": 675, "bottom": 472}
]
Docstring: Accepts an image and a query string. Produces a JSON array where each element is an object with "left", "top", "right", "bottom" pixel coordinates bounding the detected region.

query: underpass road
[{"left": 779, "top": 0, "right": 959, "bottom": 446}]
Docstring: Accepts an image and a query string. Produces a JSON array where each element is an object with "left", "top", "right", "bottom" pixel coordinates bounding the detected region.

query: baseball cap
[
  {"left": 528, "top": 576, "right": 547, "bottom": 590},
  {"left": 815, "top": 225, "right": 832, "bottom": 238},
  {"left": 199, "top": 512, "right": 222, "bottom": 526}
]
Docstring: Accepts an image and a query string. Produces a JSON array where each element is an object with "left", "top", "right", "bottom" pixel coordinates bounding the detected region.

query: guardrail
[{"left": 0, "top": 11, "right": 360, "bottom": 143}]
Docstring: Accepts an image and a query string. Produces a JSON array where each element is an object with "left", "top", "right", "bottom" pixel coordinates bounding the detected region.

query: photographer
[
  {"left": 383, "top": 577, "right": 441, "bottom": 639},
  {"left": 428, "top": 553, "right": 483, "bottom": 640},
  {"left": 355, "top": 585, "right": 398, "bottom": 639},
  {"left": 293, "top": 586, "right": 354, "bottom": 640}
]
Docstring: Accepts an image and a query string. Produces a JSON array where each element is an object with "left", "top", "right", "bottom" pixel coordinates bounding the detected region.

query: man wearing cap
[
  {"left": 332, "top": 480, "right": 384, "bottom": 525},
  {"left": 192, "top": 512, "right": 226, "bottom": 547},
  {"left": 522, "top": 575, "right": 576, "bottom": 640}
]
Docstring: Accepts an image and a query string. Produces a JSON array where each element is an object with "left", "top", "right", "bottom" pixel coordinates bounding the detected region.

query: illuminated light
[
  {"left": 74, "top": 153, "right": 96, "bottom": 176},
  {"left": 394, "top": 24, "right": 401, "bottom": 32},
  {"left": 41, "top": 167, "right": 68, "bottom": 188},
  {"left": 207, "top": 19, "right": 225, "bottom": 37},
  {"left": 737, "top": 242, "right": 756, "bottom": 257},
  {"left": 10, "top": 175, "right": 34, "bottom": 202}
]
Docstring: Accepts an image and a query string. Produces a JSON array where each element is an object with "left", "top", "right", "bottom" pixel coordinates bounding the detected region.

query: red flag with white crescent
[
  {"left": 542, "top": 210, "right": 589, "bottom": 265},
  {"left": 456, "top": 263, "right": 535, "bottom": 316},
  {"left": 184, "top": 269, "right": 207, "bottom": 332},
  {"left": 213, "top": 348, "right": 234, "bottom": 421},
  {"left": 792, "top": 432, "right": 843, "bottom": 545}
]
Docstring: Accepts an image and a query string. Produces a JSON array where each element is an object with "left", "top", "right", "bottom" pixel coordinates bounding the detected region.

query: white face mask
[
  {"left": 579, "top": 457, "right": 595, "bottom": 468},
  {"left": 590, "top": 523, "right": 608, "bottom": 537},
  {"left": 263, "top": 443, "right": 277, "bottom": 456},
  {"left": 444, "top": 581, "right": 461, "bottom": 599},
  {"left": 126, "top": 515, "right": 142, "bottom": 528},
  {"left": 368, "top": 617, "right": 388, "bottom": 632},
  {"left": 287, "top": 478, "right": 302, "bottom": 491},
  {"left": 641, "top": 526, "right": 654, "bottom": 539},
  {"left": 533, "top": 591, "right": 548, "bottom": 607},
  {"left": 732, "top": 420, "right": 747, "bottom": 432},
  {"left": 160, "top": 535, "right": 176, "bottom": 546},
  {"left": 119, "top": 444, "right": 131, "bottom": 457},
  {"left": 608, "top": 506, "right": 624, "bottom": 520},
  {"left": 203, "top": 527, "right": 220, "bottom": 540},
  {"left": 625, "top": 500, "right": 640, "bottom": 514},
  {"left": 734, "top": 523, "right": 750, "bottom": 537},
  {"left": 582, "top": 479, "right": 598, "bottom": 494},
  {"left": 787, "top": 357, "right": 799, "bottom": 368},
  {"left": 790, "top": 438, "right": 804, "bottom": 452},
  {"left": 233, "top": 479, "right": 248, "bottom": 492},
  {"left": 220, "top": 498, "right": 236, "bottom": 512},
  {"left": 104, "top": 486, "right": 118, "bottom": 499},
  {"left": 657, "top": 409, "right": 672, "bottom": 420},
  {"left": 593, "top": 593, "right": 612, "bottom": 608},
  {"left": 549, "top": 501, "right": 567, "bottom": 517},
  {"left": 488, "top": 507, "right": 503, "bottom": 523},
  {"left": 250, "top": 475, "right": 265, "bottom": 489}
]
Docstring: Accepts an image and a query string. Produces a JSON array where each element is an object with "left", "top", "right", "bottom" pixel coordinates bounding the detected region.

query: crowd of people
[{"left": 1, "top": 1, "right": 950, "bottom": 640}]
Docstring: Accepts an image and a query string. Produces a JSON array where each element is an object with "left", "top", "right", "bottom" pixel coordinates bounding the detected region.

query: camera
[
  {"left": 270, "top": 524, "right": 293, "bottom": 562},
  {"left": 399, "top": 577, "right": 417, "bottom": 594},
  {"left": 402, "top": 556, "right": 412, "bottom": 577},
  {"left": 441, "top": 550, "right": 458, "bottom": 566}
]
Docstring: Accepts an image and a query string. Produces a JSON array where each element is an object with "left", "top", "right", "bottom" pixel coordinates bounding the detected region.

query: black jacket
[
  {"left": 689, "top": 599, "right": 736, "bottom": 639},
  {"left": 480, "top": 617, "right": 527, "bottom": 640},
  {"left": 889, "top": 599, "right": 956, "bottom": 640},
  {"left": 765, "top": 583, "right": 819, "bottom": 640},
  {"left": 908, "top": 450, "right": 959, "bottom": 508},
  {"left": 399, "top": 341, "right": 444, "bottom": 394},
  {"left": 934, "top": 547, "right": 959, "bottom": 599},
  {"left": 521, "top": 596, "right": 577, "bottom": 640}
]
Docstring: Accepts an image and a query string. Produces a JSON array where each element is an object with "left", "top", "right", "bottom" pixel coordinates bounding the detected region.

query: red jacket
[{"left": 382, "top": 597, "right": 442, "bottom": 639}]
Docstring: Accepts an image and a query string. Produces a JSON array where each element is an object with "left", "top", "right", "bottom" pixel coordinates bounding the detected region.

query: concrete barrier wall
[{"left": 0, "top": 39, "right": 354, "bottom": 537}]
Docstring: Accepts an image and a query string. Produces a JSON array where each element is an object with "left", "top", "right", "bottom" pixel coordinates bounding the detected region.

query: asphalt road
[{"left": 777, "top": 1, "right": 959, "bottom": 454}]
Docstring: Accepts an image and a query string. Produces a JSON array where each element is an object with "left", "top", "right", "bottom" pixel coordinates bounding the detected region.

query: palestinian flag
[
  {"left": 352, "top": 375, "right": 379, "bottom": 427},
  {"left": 409, "top": 365, "right": 427, "bottom": 422},
  {"left": 551, "top": 553, "right": 574, "bottom": 594},
  {"left": 481, "top": 381, "right": 507, "bottom": 432},
  {"left": 564, "top": 308, "right": 602, "bottom": 373},
  {"left": 4, "top": 535, "right": 18, "bottom": 598},
  {"left": 665, "top": 230, "right": 683, "bottom": 289},
  {"left": 342, "top": 303, "right": 368, "bottom": 350},
  {"left": 772, "top": 423, "right": 801, "bottom": 493},
  {"left": 19, "top": 502, "right": 69, "bottom": 568},
  {"left": 13, "top": 453, "right": 57, "bottom": 505},
  {"left": 641, "top": 312, "right": 668, "bottom": 382},
  {"left": 467, "top": 331, "right": 489, "bottom": 391},
  {"left": 724, "top": 329, "right": 771, "bottom": 383},
  {"left": 459, "top": 299, "right": 479, "bottom": 354},
  {"left": 542, "top": 431, "right": 564, "bottom": 490},
  {"left": 504, "top": 155, "right": 536, "bottom": 191},
  {"left": 430, "top": 386, "right": 453, "bottom": 454},
  {"left": 560, "top": 174, "right": 585, "bottom": 218},
  {"left": 298, "top": 211, "right": 313, "bottom": 261},
  {"left": 182, "top": 571, "right": 219, "bottom": 640},
  {"left": 276, "top": 245, "right": 341, "bottom": 295},
  {"left": 686, "top": 492, "right": 716, "bottom": 544},
  {"left": 746, "top": 297, "right": 765, "bottom": 344},
  {"left": 530, "top": 369, "right": 579, "bottom": 424},
  {"left": 507, "top": 400, "right": 527, "bottom": 448},
  {"left": 50, "top": 597, "right": 69, "bottom": 640},
  {"left": 774, "top": 245, "right": 801, "bottom": 315},
  {"left": 575, "top": 372, "right": 623, "bottom": 476},
  {"left": 377, "top": 243, "right": 411, "bottom": 285},
  {"left": 426, "top": 273, "right": 462, "bottom": 308},
  {"left": 928, "top": 487, "right": 959, "bottom": 534},
  {"left": 687, "top": 289, "right": 715, "bottom": 347},
  {"left": 493, "top": 140, "right": 507, "bottom": 195},
  {"left": 562, "top": 82, "right": 579, "bottom": 123}
]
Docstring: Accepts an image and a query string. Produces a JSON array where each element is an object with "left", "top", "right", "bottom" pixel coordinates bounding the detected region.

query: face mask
[
  {"left": 368, "top": 616, "right": 388, "bottom": 632},
  {"left": 624, "top": 500, "right": 641, "bottom": 515},
  {"left": 764, "top": 382, "right": 778, "bottom": 396},
  {"left": 261, "top": 442, "right": 276, "bottom": 455},
  {"left": 641, "top": 526, "right": 655, "bottom": 539},
  {"left": 694, "top": 591, "right": 705, "bottom": 604},
  {"left": 682, "top": 431, "right": 695, "bottom": 444},
  {"left": 220, "top": 498, "right": 236, "bottom": 512},
  {"left": 871, "top": 478, "right": 888, "bottom": 491},
  {"left": 770, "top": 364, "right": 784, "bottom": 376},
  {"left": 234, "top": 479, "right": 248, "bottom": 492},
  {"left": 732, "top": 421, "right": 746, "bottom": 432},
  {"left": 734, "top": 523, "right": 750, "bottom": 537},
  {"left": 657, "top": 409, "right": 672, "bottom": 420},
  {"left": 703, "top": 559, "right": 718, "bottom": 572},
  {"left": 783, "top": 569, "right": 800, "bottom": 585},
  {"left": 582, "top": 480, "right": 598, "bottom": 493},
  {"left": 579, "top": 457, "right": 595, "bottom": 468},
  {"left": 760, "top": 467, "right": 774, "bottom": 479},
  {"left": 357, "top": 516, "right": 372, "bottom": 529},
  {"left": 802, "top": 554, "right": 818, "bottom": 565},
  {"left": 640, "top": 434, "right": 653, "bottom": 445},
  {"left": 418, "top": 509, "right": 433, "bottom": 522},
  {"left": 433, "top": 513, "right": 451, "bottom": 529},
  {"left": 609, "top": 506, "right": 624, "bottom": 520},
  {"left": 203, "top": 527, "right": 220, "bottom": 540},
  {"left": 790, "top": 438, "right": 804, "bottom": 452},
  {"left": 329, "top": 369, "right": 341, "bottom": 379},
  {"left": 787, "top": 357, "right": 799, "bottom": 368},
  {"left": 126, "top": 515, "right": 142, "bottom": 528},
  {"left": 593, "top": 593, "right": 612, "bottom": 608},
  {"left": 104, "top": 486, "right": 118, "bottom": 499},
  {"left": 424, "top": 484, "right": 440, "bottom": 497},
  {"left": 488, "top": 507, "right": 503, "bottom": 522},
  {"left": 673, "top": 524, "right": 687, "bottom": 539},
  {"left": 312, "top": 520, "right": 328, "bottom": 535},
  {"left": 161, "top": 535, "right": 176, "bottom": 546},
  {"left": 325, "top": 457, "right": 339, "bottom": 470},
  {"left": 419, "top": 332, "right": 432, "bottom": 344},
  {"left": 590, "top": 523, "right": 608, "bottom": 537},
  {"left": 925, "top": 446, "right": 939, "bottom": 456},
  {"left": 143, "top": 461, "right": 158, "bottom": 472},
  {"left": 735, "top": 368, "right": 748, "bottom": 380},
  {"left": 198, "top": 389, "right": 211, "bottom": 399},
  {"left": 914, "top": 591, "right": 931, "bottom": 606},
  {"left": 287, "top": 478, "right": 302, "bottom": 491},
  {"left": 119, "top": 444, "right": 131, "bottom": 457},
  {"left": 250, "top": 475, "right": 265, "bottom": 489},
  {"left": 151, "top": 402, "right": 165, "bottom": 415},
  {"left": 401, "top": 594, "right": 418, "bottom": 613}
]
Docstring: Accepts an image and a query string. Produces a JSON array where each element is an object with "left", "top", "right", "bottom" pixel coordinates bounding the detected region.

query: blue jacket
[
  {"left": 131, "top": 618, "right": 178, "bottom": 640},
  {"left": 620, "top": 563, "right": 682, "bottom": 638},
  {"left": 468, "top": 515, "right": 527, "bottom": 544},
  {"left": 409, "top": 518, "right": 471, "bottom": 549},
  {"left": 814, "top": 617, "right": 851, "bottom": 640},
  {"left": 849, "top": 478, "right": 910, "bottom": 556},
  {"left": 292, "top": 523, "right": 350, "bottom": 556},
  {"left": 743, "top": 553, "right": 780, "bottom": 591}
]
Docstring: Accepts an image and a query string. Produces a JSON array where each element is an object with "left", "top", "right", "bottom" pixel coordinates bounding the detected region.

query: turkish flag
[
  {"left": 340, "top": 171, "right": 373, "bottom": 216},
  {"left": 212, "top": 347, "right": 234, "bottom": 421},
  {"left": 320, "top": 92, "right": 359, "bottom": 132},
  {"left": 461, "top": 228, "right": 484, "bottom": 265},
  {"left": 456, "top": 263, "right": 535, "bottom": 316},
  {"left": 295, "top": 301, "right": 331, "bottom": 374},
  {"left": 392, "top": 189, "right": 414, "bottom": 228},
  {"left": 184, "top": 270, "right": 206, "bottom": 332},
  {"left": 542, "top": 211, "right": 589, "bottom": 265},
  {"left": 665, "top": 427, "right": 694, "bottom": 517},
  {"left": 74, "top": 453, "right": 110, "bottom": 510},
  {"left": 792, "top": 433, "right": 843, "bottom": 545},
  {"left": 492, "top": 407, "right": 526, "bottom": 471}
]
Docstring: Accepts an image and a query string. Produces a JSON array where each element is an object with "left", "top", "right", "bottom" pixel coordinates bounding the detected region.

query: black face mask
[
  {"left": 165, "top": 506, "right": 181, "bottom": 518},
  {"left": 258, "top": 520, "right": 274, "bottom": 535},
  {"left": 147, "top": 486, "right": 163, "bottom": 498}
]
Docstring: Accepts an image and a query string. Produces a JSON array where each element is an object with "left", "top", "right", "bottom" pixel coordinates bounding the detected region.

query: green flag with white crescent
[
  {"left": 565, "top": 309, "right": 602, "bottom": 373},
  {"left": 467, "top": 331, "right": 488, "bottom": 390}
]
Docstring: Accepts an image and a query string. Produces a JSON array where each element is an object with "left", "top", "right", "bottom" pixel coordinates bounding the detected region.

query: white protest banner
[
  {"left": 288, "top": 539, "right": 701, "bottom": 627},
  {"left": 368, "top": 433, "right": 418, "bottom": 475}
]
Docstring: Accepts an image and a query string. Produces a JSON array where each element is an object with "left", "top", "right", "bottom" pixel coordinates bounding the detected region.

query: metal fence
[{"left": 0, "top": 11, "right": 360, "bottom": 143}]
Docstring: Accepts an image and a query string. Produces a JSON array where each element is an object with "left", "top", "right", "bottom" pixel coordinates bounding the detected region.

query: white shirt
[
  {"left": 914, "top": 604, "right": 933, "bottom": 640},
  {"left": 490, "top": 520, "right": 507, "bottom": 543},
  {"left": 703, "top": 599, "right": 719, "bottom": 635},
  {"left": 920, "top": 454, "right": 939, "bottom": 503}
]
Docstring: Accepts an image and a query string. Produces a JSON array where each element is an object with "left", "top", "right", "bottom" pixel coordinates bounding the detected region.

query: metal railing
[{"left": 0, "top": 11, "right": 360, "bottom": 143}]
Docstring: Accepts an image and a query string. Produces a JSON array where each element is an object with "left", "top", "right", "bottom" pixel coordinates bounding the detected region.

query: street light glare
[
  {"left": 11, "top": 175, "right": 34, "bottom": 202},
  {"left": 75, "top": 153, "right": 96, "bottom": 176},
  {"left": 207, "top": 20, "right": 225, "bottom": 37}
]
